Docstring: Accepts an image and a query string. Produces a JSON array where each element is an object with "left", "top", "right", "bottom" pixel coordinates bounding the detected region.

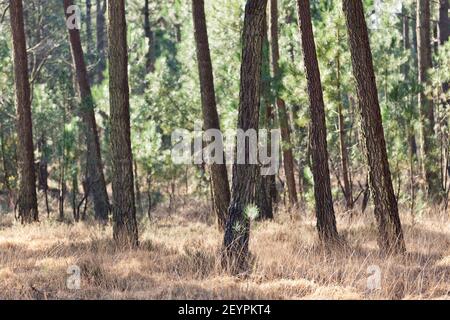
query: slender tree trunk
[
  {"left": 297, "top": 0, "right": 339, "bottom": 243},
  {"left": 270, "top": 0, "right": 298, "bottom": 207},
  {"left": 222, "top": 0, "right": 268, "bottom": 273},
  {"left": 147, "top": 170, "right": 152, "bottom": 219},
  {"left": 336, "top": 28, "right": 353, "bottom": 210},
  {"left": 192, "top": 0, "right": 231, "bottom": 230},
  {"left": 108, "top": 0, "right": 139, "bottom": 247},
  {"left": 86, "top": 0, "right": 94, "bottom": 64},
  {"left": 417, "top": 0, "right": 440, "bottom": 198},
  {"left": 64, "top": 0, "right": 110, "bottom": 222},
  {"left": 0, "top": 122, "right": 12, "bottom": 208},
  {"left": 343, "top": 0, "right": 406, "bottom": 254},
  {"left": 144, "top": 0, "right": 156, "bottom": 73},
  {"left": 9, "top": 0, "right": 39, "bottom": 224},
  {"left": 96, "top": 0, "right": 106, "bottom": 83}
]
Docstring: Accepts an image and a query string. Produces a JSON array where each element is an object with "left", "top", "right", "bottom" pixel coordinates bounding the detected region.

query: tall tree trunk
[
  {"left": 9, "top": 0, "right": 39, "bottom": 224},
  {"left": 64, "top": 0, "right": 110, "bottom": 222},
  {"left": 256, "top": 16, "right": 274, "bottom": 221},
  {"left": 343, "top": 0, "right": 406, "bottom": 254},
  {"left": 222, "top": 0, "right": 267, "bottom": 273},
  {"left": 192, "top": 0, "right": 231, "bottom": 230},
  {"left": 86, "top": 0, "right": 93, "bottom": 64},
  {"left": 270, "top": 0, "right": 298, "bottom": 208},
  {"left": 417, "top": 0, "right": 440, "bottom": 198},
  {"left": 144, "top": 0, "right": 156, "bottom": 73},
  {"left": 297, "top": 0, "right": 339, "bottom": 243},
  {"left": 108, "top": 0, "right": 139, "bottom": 247},
  {"left": 336, "top": 27, "right": 353, "bottom": 210},
  {"left": 96, "top": 0, "right": 106, "bottom": 83}
]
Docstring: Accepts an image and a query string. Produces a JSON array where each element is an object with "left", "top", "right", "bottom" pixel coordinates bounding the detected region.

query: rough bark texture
[
  {"left": 222, "top": 0, "right": 267, "bottom": 273},
  {"left": 417, "top": 0, "right": 440, "bottom": 198},
  {"left": 297, "top": 0, "right": 339, "bottom": 242},
  {"left": 270, "top": 0, "right": 298, "bottom": 207},
  {"left": 64, "top": 0, "right": 110, "bottom": 222},
  {"left": 343, "top": 0, "right": 406, "bottom": 254},
  {"left": 10, "top": 0, "right": 39, "bottom": 224},
  {"left": 96, "top": 0, "right": 106, "bottom": 83},
  {"left": 192, "top": 0, "right": 231, "bottom": 230},
  {"left": 108, "top": 0, "right": 139, "bottom": 247}
]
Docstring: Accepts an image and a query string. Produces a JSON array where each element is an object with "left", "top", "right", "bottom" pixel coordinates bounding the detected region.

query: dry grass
[{"left": 0, "top": 200, "right": 449, "bottom": 300}]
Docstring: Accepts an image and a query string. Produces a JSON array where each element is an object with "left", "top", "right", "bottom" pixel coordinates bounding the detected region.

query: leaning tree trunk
[
  {"left": 343, "top": 0, "right": 406, "bottom": 254},
  {"left": 297, "top": 0, "right": 339, "bottom": 243},
  {"left": 108, "top": 0, "right": 139, "bottom": 247},
  {"left": 222, "top": 0, "right": 268, "bottom": 273},
  {"left": 96, "top": 0, "right": 107, "bottom": 83},
  {"left": 64, "top": 0, "right": 110, "bottom": 222},
  {"left": 270, "top": 0, "right": 298, "bottom": 208},
  {"left": 192, "top": 0, "right": 231, "bottom": 231},
  {"left": 9, "top": 0, "right": 39, "bottom": 224},
  {"left": 417, "top": 0, "right": 440, "bottom": 198}
]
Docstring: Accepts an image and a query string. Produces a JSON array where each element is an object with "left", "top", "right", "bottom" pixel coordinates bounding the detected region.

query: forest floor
[{"left": 0, "top": 199, "right": 449, "bottom": 300}]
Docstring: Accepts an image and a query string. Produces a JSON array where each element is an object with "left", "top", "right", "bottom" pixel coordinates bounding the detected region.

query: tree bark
[
  {"left": 270, "top": 0, "right": 298, "bottom": 207},
  {"left": 222, "top": 0, "right": 267, "bottom": 273},
  {"left": 439, "top": 0, "right": 449, "bottom": 98},
  {"left": 417, "top": 0, "right": 440, "bottom": 198},
  {"left": 192, "top": 0, "right": 231, "bottom": 230},
  {"left": 343, "top": 0, "right": 406, "bottom": 254},
  {"left": 9, "top": 0, "right": 39, "bottom": 224},
  {"left": 64, "top": 0, "right": 110, "bottom": 222},
  {"left": 96, "top": 0, "right": 106, "bottom": 83},
  {"left": 297, "top": 0, "right": 339, "bottom": 243},
  {"left": 108, "top": 0, "right": 139, "bottom": 247}
]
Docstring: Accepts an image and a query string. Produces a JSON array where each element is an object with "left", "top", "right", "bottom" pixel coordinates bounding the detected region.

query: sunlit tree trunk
[
  {"left": 108, "top": 0, "right": 139, "bottom": 247},
  {"left": 222, "top": 0, "right": 268, "bottom": 273},
  {"left": 9, "top": 0, "right": 39, "bottom": 224},
  {"left": 343, "top": 0, "right": 406, "bottom": 254},
  {"left": 297, "top": 0, "right": 339, "bottom": 243},
  {"left": 192, "top": 0, "right": 231, "bottom": 230}
]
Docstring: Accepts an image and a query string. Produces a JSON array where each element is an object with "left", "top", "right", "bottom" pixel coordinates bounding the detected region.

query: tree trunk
[
  {"left": 438, "top": 0, "right": 449, "bottom": 98},
  {"left": 336, "top": 28, "right": 353, "bottom": 210},
  {"left": 64, "top": 0, "right": 110, "bottom": 222},
  {"left": 343, "top": 0, "right": 406, "bottom": 254},
  {"left": 297, "top": 0, "right": 339, "bottom": 243},
  {"left": 86, "top": 0, "right": 94, "bottom": 65},
  {"left": 108, "top": 0, "right": 139, "bottom": 247},
  {"left": 270, "top": 0, "right": 298, "bottom": 208},
  {"left": 96, "top": 0, "right": 107, "bottom": 83},
  {"left": 222, "top": 0, "right": 267, "bottom": 273},
  {"left": 417, "top": 0, "right": 440, "bottom": 198},
  {"left": 192, "top": 0, "right": 231, "bottom": 230},
  {"left": 9, "top": 0, "right": 39, "bottom": 224},
  {"left": 144, "top": 0, "right": 156, "bottom": 73}
]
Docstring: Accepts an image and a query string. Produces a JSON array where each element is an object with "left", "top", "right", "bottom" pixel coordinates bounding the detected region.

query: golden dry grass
[{"left": 0, "top": 200, "right": 449, "bottom": 300}]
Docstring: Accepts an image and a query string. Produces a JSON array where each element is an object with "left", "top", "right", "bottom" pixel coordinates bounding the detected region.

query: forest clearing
[{"left": 0, "top": 0, "right": 450, "bottom": 302}]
